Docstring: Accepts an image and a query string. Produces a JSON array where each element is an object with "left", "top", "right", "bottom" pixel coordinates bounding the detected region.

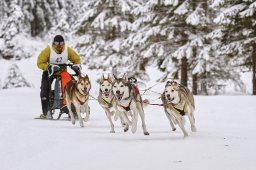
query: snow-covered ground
[
  {"left": 0, "top": 44, "right": 256, "bottom": 169},
  {"left": 0, "top": 77, "right": 256, "bottom": 170}
]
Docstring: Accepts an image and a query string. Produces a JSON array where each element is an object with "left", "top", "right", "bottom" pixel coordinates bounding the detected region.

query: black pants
[{"left": 40, "top": 71, "right": 51, "bottom": 115}]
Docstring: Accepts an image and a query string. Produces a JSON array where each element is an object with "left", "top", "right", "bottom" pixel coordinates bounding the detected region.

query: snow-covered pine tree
[
  {"left": 0, "top": 0, "right": 7, "bottom": 19},
  {"left": 123, "top": 0, "right": 218, "bottom": 94},
  {"left": 213, "top": 0, "right": 256, "bottom": 94},
  {"left": 0, "top": 0, "right": 72, "bottom": 60},
  {"left": 123, "top": 0, "right": 181, "bottom": 83},
  {"left": 163, "top": 0, "right": 214, "bottom": 94},
  {"left": 73, "top": 0, "right": 142, "bottom": 78},
  {"left": 0, "top": 0, "right": 25, "bottom": 60},
  {"left": 47, "top": 0, "right": 84, "bottom": 40},
  {"left": 24, "top": 0, "right": 64, "bottom": 36},
  {"left": 2, "top": 63, "right": 31, "bottom": 89}
]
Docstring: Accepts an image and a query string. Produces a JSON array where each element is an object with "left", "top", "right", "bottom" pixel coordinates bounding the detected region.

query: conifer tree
[
  {"left": 0, "top": 0, "right": 25, "bottom": 60},
  {"left": 73, "top": 0, "right": 142, "bottom": 77},
  {"left": 2, "top": 64, "right": 31, "bottom": 89},
  {"left": 213, "top": 0, "right": 256, "bottom": 94}
]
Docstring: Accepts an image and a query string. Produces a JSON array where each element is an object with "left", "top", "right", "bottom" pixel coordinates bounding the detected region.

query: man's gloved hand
[
  {"left": 72, "top": 64, "right": 81, "bottom": 76},
  {"left": 48, "top": 64, "right": 60, "bottom": 77}
]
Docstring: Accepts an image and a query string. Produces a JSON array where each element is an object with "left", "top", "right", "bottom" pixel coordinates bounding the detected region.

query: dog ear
[
  {"left": 107, "top": 73, "right": 112, "bottom": 83},
  {"left": 113, "top": 74, "right": 117, "bottom": 80},
  {"left": 100, "top": 74, "right": 104, "bottom": 83},
  {"left": 122, "top": 74, "right": 128, "bottom": 82}
]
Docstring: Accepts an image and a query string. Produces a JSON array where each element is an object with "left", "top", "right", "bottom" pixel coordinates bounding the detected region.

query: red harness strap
[{"left": 134, "top": 85, "right": 139, "bottom": 95}]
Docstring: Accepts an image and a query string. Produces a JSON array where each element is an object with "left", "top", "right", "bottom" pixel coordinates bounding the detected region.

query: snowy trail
[{"left": 0, "top": 88, "right": 256, "bottom": 170}]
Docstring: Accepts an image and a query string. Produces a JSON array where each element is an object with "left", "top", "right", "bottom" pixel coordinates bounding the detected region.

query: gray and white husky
[
  {"left": 98, "top": 74, "right": 124, "bottom": 133},
  {"left": 112, "top": 75, "right": 149, "bottom": 135},
  {"left": 161, "top": 80, "right": 196, "bottom": 137}
]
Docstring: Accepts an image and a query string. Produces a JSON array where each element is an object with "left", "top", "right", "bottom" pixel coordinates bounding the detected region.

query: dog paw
[
  {"left": 191, "top": 126, "right": 197, "bottom": 132},
  {"left": 72, "top": 120, "right": 76, "bottom": 125},
  {"left": 124, "top": 127, "right": 129, "bottom": 132},
  {"left": 131, "top": 126, "right": 137, "bottom": 134},
  {"left": 144, "top": 132, "right": 150, "bottom": 136},
  {"left": 80, "top": 123, "right": 84, "bottom": 128},
  {"left": 83, "top": 116, "right": 89, "bottom": 122},
  {"left": 110, "top": 130, "right": 115, "bottom": 133},
  {"left": 183, "top": 133, "right": 188, "bottom": 138}
]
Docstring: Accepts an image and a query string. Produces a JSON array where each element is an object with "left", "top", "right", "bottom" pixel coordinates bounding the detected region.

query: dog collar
[{"left": 76, "top": 94, "right": 89, "bottom": 105}]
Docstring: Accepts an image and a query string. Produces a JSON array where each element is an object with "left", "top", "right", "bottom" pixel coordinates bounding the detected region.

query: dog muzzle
[
  {"left": 103, "top": 91, "right": 110, "bottom": 98},
  {"left": 116, "top": 92, "right": 124, "bottom": 100},
  {"left": 166, "top": 95, "right": 174, "bottom": 103},
  {"left": 82, "top": 88, "right": 88, "bottom": 95}
]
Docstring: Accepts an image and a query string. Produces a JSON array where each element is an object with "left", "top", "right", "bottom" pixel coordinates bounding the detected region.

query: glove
[
  {"left": 72, "top": 64, "right": 81, "bottom": 76},
  {"left": 48, "top": 64, "right": 60, "bottom": 77}
]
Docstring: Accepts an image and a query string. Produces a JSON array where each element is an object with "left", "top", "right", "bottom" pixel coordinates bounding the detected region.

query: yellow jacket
[{"left": 37, "top": 45, "right": 81, "bottom": 71}]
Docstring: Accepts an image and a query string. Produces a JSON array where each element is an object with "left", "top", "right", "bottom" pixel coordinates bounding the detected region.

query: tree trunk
[
  {"left": 192, "top": 74, "right": 197, "bottom": 95},
  {"left": 192, "top": 46, "right": 197, "bottom": 95},
  {"left": 200, "top": 73, "right": 208, "bottom": 95},
  {"left": 181, "top": 57, "right": 187, "bottom": 87},
  {"left": 253, "top": 45, "right": 256, "bottom": 95}
]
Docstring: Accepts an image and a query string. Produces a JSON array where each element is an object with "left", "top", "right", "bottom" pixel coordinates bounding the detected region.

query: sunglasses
[{"left": 54, "top": 41, "right": 64, "bottom": 46}]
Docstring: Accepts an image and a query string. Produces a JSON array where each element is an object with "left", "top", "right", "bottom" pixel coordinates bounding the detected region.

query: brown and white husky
[{"left": 64, "top": 75, "right": 91, "bottom": 127}]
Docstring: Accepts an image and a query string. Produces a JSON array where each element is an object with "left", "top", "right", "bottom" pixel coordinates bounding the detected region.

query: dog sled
[{"left": 35, "top": 63, "right": 77, "bottom": 120}]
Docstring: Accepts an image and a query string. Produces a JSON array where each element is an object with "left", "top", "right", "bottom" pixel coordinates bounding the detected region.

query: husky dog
[
  {"left": 98, "top": 74, "right": 124, "bottom": 133},
  {"left": 64, "top": 75, "right": 91, "bottom": 127},
  {"left": 161, "top": 80, "right": 196, "bottom": 137},
  {"left": 112, "top": 75, "right": 149, "bottom": 135}
]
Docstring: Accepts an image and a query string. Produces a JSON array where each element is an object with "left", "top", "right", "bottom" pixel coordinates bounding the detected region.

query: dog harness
[
  {"left": 102, "top": 97, "right": 115, "bottom": 108},
  {"left": 172, "top": 102, "right": 186, "bottom": 116},
  {"left": 120, "top": 99, "right": 133, "bottom": 111},
  {"left": 65, "top": 79, "right": 88, "bottom": 105},
  {"left": 119, "top": 83, "right": 139, "bottom": 111},
  {"left": 122, "top": 83, "right": 139, "bottom": 100},
  {"left": 76, "top": 93, "right": 89, "bottom": 105}
]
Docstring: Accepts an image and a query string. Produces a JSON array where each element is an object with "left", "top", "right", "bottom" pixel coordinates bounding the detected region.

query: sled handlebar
[
  {"left": 54, "top": 63, "right": 74, "bottom": 67},
  {"left": 50, "top": 64, "right": 78, "bottom": 78}
]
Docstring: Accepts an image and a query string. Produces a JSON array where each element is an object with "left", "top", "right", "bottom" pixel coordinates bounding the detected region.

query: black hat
[{"left": 53, "top": 35, "right": 64, "bottom": 42}]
